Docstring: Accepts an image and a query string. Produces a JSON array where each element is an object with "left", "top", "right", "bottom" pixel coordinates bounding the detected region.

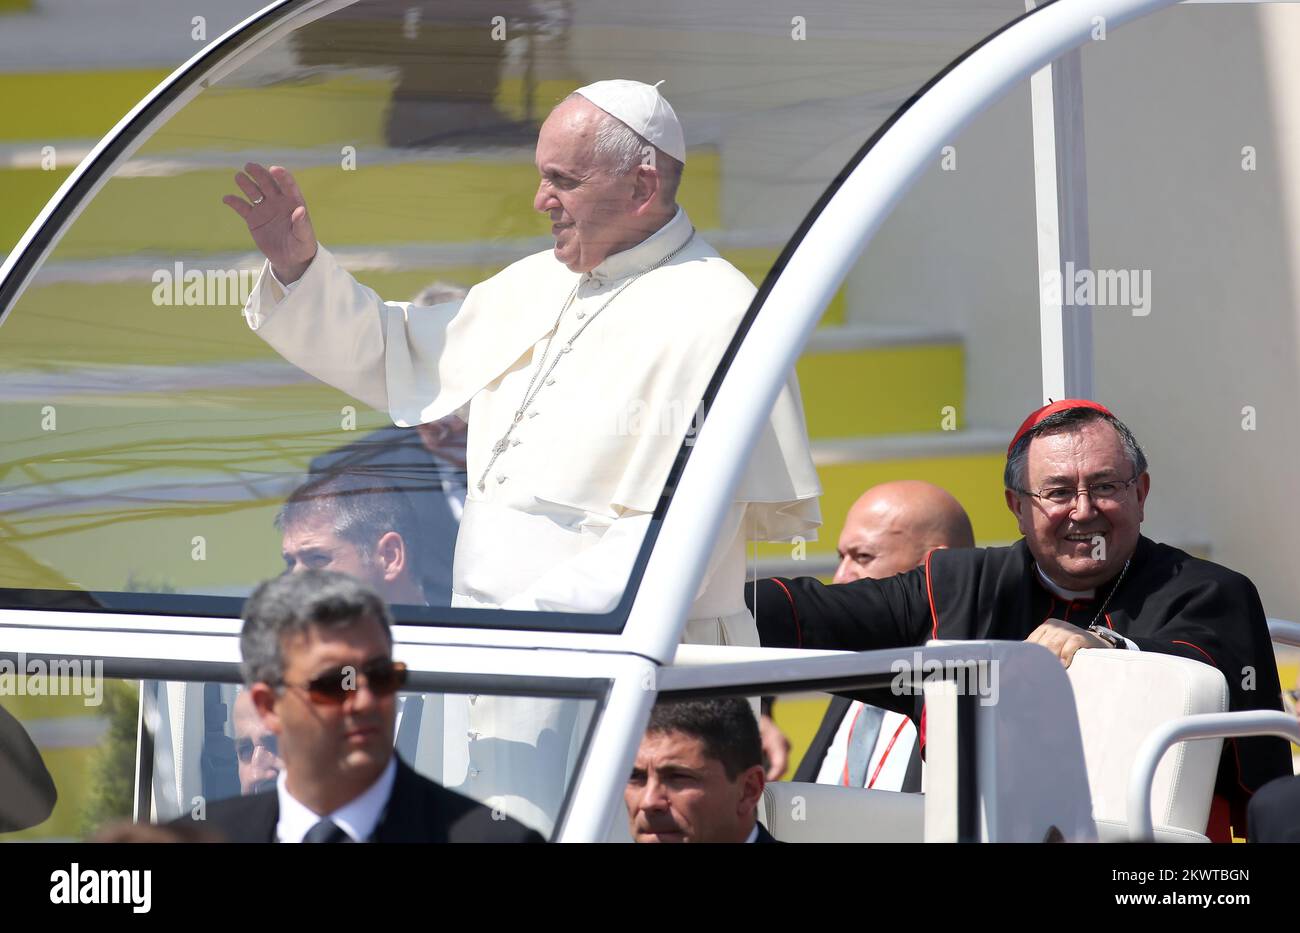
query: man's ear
[
  {"left": 1134, "top": 472, "right": 1151, "bottom": 522},
  {"left": 249, "top": 683, "right": 281, "bottom": 733},
  {"left": 737, "top": 764, "right": 766, "bottom": 820},
  {"left": 375, "top": 531, "right": 406, "bottom": 582},
  {"left": 1004, "top": 487, "right": 1028, "bottom": 532},
  {"left": 631, "top": 163, "right": 661, "bottom": 212}
]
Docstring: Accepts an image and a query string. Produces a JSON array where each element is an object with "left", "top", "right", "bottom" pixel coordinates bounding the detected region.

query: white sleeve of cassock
[{"left": 243, "top": 245, "right": 460, "bottom": 419}]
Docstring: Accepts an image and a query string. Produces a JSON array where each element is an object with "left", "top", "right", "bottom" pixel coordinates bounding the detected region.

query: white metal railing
[
  {"left": 1269, "top": 618, "right": 1300, "bottom": 649},
  {"left": 1127, "top": 711, "right": 1300, "bottom": 841}
]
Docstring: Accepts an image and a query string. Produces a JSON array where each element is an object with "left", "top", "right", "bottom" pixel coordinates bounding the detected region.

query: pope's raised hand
[{"left": 222, "top": 162, "right": 318, "bottom": 285}]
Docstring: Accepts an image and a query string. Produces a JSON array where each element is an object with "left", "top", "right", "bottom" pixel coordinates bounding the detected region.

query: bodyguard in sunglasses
[{"left": 175, "top": 571, "right": 543, "bottom": 842}]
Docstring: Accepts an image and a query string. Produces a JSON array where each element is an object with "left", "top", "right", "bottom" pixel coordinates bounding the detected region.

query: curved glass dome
[{"left": 0, "top": 0, "right": 1023, "bottom": 632}]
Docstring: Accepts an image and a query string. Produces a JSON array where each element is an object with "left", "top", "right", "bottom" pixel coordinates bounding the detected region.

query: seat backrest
[
  {"left": 759, "top": 781, "right": 924, "bottom": 843},
  {"left": 1067, "top": 649, "right": 1227, "bottom": 833}
]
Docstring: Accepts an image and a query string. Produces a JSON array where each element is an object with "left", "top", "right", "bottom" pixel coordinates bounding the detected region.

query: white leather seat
[
  {"left": 1067, "top": 649, "right": 1228, "bottom": 842},
  {"left": 1093, "top": 818, "right": 1212, "bottom": 843},
  {"left": 758, "top": 781, "right": 924, "bottom": 842}
]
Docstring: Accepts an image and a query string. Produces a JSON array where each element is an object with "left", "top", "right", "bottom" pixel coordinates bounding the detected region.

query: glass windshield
[
  {"left": 2, "top": 670, "right": 599, "bottom": 841},
  {"left": 0, "top": 0, "right": 1026, "bottom": 632}
]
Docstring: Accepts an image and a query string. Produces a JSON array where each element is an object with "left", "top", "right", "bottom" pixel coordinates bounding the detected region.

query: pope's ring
[{"left": 251, "top": 194, "right": 265, "bottom": 205}]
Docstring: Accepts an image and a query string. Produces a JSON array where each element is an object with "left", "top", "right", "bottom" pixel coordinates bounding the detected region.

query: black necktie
[{"left": 303, "top": 818, "right": 352, "bottom": 843}]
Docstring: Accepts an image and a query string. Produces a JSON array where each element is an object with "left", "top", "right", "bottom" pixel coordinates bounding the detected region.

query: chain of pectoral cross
[
  {"left": 476, "top": 230, "right": 696, "bottom": 492},
  {"left": 1088, "top": 557, "right": 1130, "bottom": 627}
]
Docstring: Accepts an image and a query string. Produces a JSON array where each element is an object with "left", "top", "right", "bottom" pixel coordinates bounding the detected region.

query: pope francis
[{"left": 225, "top": 79, "right": 820, "bottom": 832}]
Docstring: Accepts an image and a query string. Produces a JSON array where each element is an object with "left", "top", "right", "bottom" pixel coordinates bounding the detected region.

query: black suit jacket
[
  {"left": 1247, "top": 774, "right": 1300, "bottom": 842},
  {"left": 753, "top": 823, "right": 781, "bottom": 844},
  {"left": 173, "top": 757, "right": 544, "bottom": 843},
  {"left": 793, "top": 695, "right": 854, "bottom": 784}
]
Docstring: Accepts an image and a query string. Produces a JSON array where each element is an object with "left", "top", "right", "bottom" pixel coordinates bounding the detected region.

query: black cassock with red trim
[{"left": 750, "top": 534, "right": 1291, "bottom": 837}]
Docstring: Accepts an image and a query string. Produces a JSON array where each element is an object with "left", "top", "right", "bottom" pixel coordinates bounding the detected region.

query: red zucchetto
[{"left": 1007, "top": 398, "right": 1115, "bottom": 457}]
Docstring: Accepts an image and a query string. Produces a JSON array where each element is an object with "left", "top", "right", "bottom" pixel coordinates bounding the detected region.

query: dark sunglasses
[
  {"left": 282, "top": 659, "right": 408, "bottom": 705},
  {"left": 235, "top": 734, "right": 279, "bottom": 763}
]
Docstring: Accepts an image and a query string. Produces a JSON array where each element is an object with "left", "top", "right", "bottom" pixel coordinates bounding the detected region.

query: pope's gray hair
[
  {"left": 1003, "top": 407, "right": 1148, "bottom": 492},
  {"left": 561, "top": 92, "right": 683, "bottom": 204}
]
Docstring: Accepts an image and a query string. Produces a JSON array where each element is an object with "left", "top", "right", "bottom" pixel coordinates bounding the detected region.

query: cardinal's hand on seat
[{"left": 1026, "top": 617, "right": 1110, "bottom": 667}]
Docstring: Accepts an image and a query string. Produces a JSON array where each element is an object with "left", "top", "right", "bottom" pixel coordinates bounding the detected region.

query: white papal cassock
[{"left": 243, "top": 207, "right": 821, "bottom": 832}]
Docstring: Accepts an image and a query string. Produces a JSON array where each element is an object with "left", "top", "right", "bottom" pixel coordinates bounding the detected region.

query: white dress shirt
[
  {"left": 275, "top": 757, "right": 396, "bottom": 843},
  {"left": 815, "top": 704, "right": 918, "bottom": 791}
]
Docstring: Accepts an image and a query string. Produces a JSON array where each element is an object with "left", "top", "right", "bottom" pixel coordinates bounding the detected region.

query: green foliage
[{"left": 78, "top": 680, "right": 140, "bottom": 838}]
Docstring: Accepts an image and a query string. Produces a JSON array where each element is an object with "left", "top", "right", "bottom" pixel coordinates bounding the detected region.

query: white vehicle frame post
[
  {"left": 1267, "top": 618, "right": 1300, "bottom": 648},
  {"left": 631, "top": 0, "right": 1180, "bottom": 663},
  {"left": 1027, "top": 1, "right": 1094, "bottom": 402}
]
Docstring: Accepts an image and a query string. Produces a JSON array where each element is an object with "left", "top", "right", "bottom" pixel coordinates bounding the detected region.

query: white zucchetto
[{"left": 573, "top": 78, "right": 687, "bottom": 164}]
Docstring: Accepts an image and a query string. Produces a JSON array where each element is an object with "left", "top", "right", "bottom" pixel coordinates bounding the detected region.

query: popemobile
[{"left": 2, "top": 0, "right": 1300, "bottom": 843}]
